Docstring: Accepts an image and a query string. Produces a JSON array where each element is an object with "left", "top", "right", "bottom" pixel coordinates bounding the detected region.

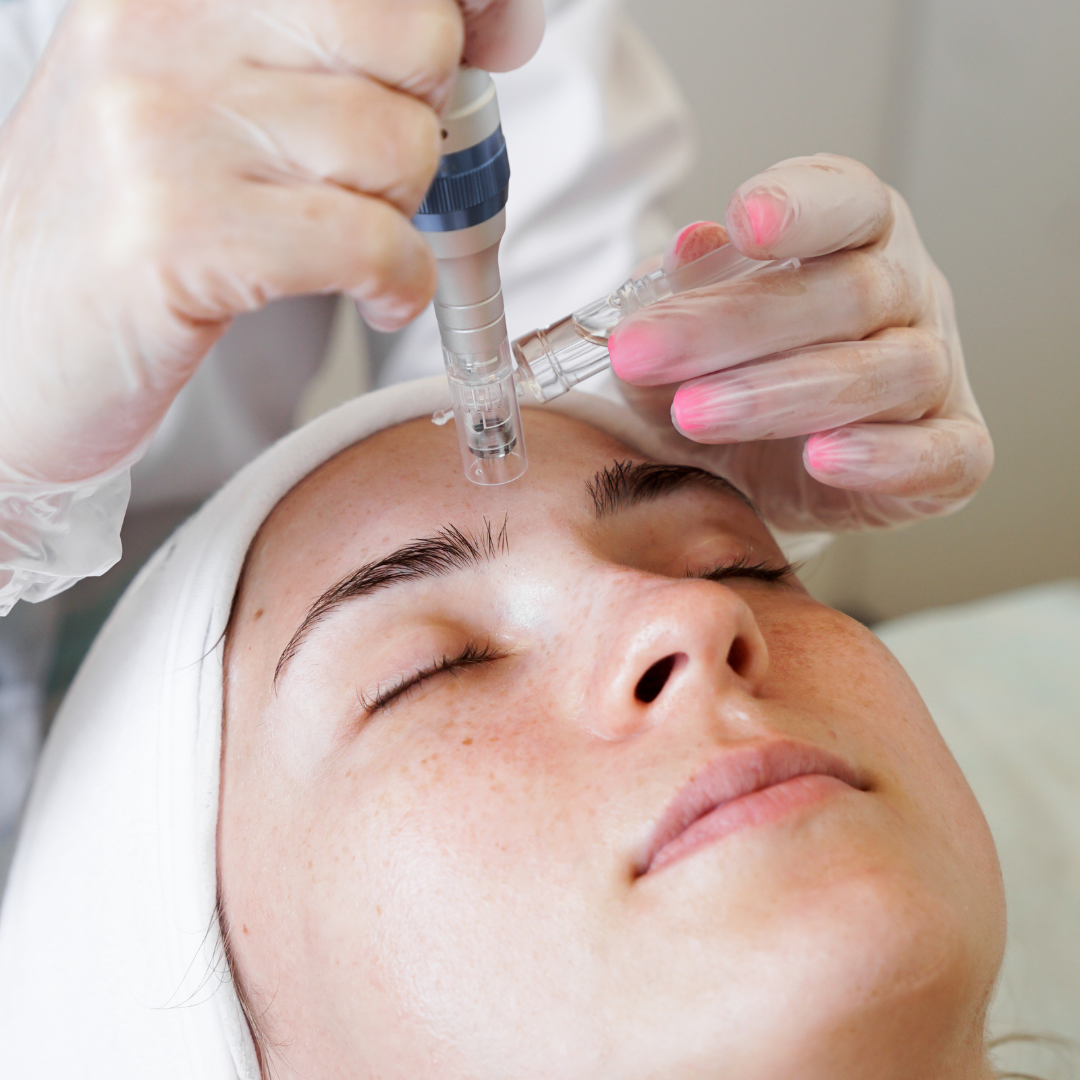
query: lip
[{"left": 636, "top": 739, "right": 867, "bottom": 877}]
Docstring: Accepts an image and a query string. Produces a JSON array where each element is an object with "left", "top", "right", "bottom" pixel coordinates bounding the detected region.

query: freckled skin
[{"left": 219, "top": 411, "right": 1004, "bottom": 1080}]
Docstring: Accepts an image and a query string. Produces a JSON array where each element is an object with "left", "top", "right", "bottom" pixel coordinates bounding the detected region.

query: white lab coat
[{"left": 0, "top": 0, "right": 693, "bottom": 517}]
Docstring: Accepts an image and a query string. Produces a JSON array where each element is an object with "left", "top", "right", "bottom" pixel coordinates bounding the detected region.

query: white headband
[{"left": 0, "top": 377, "right": 817, "bottom": 1078}]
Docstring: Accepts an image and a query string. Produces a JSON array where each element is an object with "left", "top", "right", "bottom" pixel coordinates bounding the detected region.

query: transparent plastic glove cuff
[{"left": 0, "top": 470, "right": 131, "bottom": 615}]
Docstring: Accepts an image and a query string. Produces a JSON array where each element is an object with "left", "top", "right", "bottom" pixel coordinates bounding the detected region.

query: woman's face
[{"left": 220, "top": 411, "right": 1004, "bottom": 1080}]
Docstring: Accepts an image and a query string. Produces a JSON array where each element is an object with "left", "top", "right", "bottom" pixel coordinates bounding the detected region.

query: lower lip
[{"left": 646, "top": 774, "right": 853, "bottom": 875}]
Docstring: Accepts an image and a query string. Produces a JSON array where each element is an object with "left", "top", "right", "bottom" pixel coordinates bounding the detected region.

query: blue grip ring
[{"left": 413, "top": 127, "right": 510, "bottom": 233}]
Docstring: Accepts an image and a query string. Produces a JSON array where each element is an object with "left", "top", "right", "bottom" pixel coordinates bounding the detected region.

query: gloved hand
[
  {"left": 0, "top": 0, "right": 544, "bottom": 488},
  {"left": 608, "top": 154, "right": 993, "bottom": 534}
]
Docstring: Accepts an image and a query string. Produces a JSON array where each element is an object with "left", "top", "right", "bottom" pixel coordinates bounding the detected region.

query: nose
[{"left": 582, "top": 577, "right": 770, "bottom": 741}]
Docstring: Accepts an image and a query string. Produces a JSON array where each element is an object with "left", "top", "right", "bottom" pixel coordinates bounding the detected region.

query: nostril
[
  {"left": 634, "top": 653, "right": 682, "bottom": 704},
  {"left": 726, "top": 635, "right": 751, "bottom": 678}
]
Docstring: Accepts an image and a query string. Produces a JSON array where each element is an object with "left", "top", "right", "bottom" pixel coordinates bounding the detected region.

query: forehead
[
  {"left": 244, "top": 411, "right": 651, "bottom": 589},
  {"left": 231, "top": 413, "right": 634, "bottom": 643}
]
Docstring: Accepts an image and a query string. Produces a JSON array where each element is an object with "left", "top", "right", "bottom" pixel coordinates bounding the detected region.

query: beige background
[{"left": 621, "top": 0, "right": 1080, "bottom": 619}]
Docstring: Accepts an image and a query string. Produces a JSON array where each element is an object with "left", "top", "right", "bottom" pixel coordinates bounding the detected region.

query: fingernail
[
  {"left": 672, "top": 380, "right": 751, "bottom": 436},
  {"left": 739, "top": 190, "right": 789, "bottom": 249},
  {"left": 670, "top": 385, "right": 712, "bottom": 434},
  {"left": 663, "top": 220, "right": 728, "bottom": 272},
  {"left": 608, "top": 322, "right": 670, "bottom": 382},
  {"left": 671, "top": 384, "right": 723, "bottom": 434},
  {"left": 805, "top": 430, "right": 866, "bottom": 474},
  {"left": 357, "top": 296, "right": 420, "bottom": 333}
]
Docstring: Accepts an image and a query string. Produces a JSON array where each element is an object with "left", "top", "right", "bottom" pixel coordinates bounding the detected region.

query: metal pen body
[{"left": 414, "top": 68, "right": 526, "bottom": 485}]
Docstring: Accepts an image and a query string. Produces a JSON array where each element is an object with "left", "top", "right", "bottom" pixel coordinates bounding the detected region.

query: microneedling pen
[
  {"left": 415, "top": 67, "right": 526, "bottom": 486},
  {"left": 511, "top": 243, "right": 801, "bottom": 403}
]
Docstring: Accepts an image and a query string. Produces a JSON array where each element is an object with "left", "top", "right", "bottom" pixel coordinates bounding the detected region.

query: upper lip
[{"left": 635, "top": 739, "right": 867, "bottom": 877}]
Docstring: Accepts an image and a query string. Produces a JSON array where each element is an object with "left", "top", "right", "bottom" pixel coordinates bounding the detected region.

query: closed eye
[
  {"left": 358, "top": 640, "right": 509, "bottom": 716},
  {"left": 689, "top": 554, "right": 798, "bottom": 586}
]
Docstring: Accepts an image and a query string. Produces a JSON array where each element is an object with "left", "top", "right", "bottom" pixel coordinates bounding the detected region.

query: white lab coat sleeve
[
  {"left": 0, "top": 0, "right": 67, "bottom": 122},
  {"left": 0, "top": 5, "right": 35, "bottom": 122},
  {"left": 0, "top": 0, "right": 134, "bottom": 615},
  {"left": 0, "top": 471, "right": 131, "bottom": 617},
  {"left": 374, "top": 0, "right": 696, "bottom": 390}
]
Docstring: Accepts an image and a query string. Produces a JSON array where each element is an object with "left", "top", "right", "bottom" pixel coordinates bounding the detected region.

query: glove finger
[
  {"left": 218, "top": 69, "right": 440, "bottom": 217},
  {"left": 661, "top": 220, "right": 730, "bottom": 274},
  {"left": 670, "top": 328, "right": 949, "bottom": 444},
  {"left": 802, "top": 418, "right": 994, "bottom": 501},
  {"left": 626, "top": 221, "right": 729, "bottom": 279},
  {"left": 726, "top": 154, "right": 893, "bottom": 261},
  {"left": 247, "top": 0, "right": 464, "bottom": 108},
  {"left": 460, "top": 0, "right": 546, "bottom": 71},
  {"left": 167, "top": 182, "right": 437, "bottom": 332},
  {"left": 609, "top": 247, "right": 920, "bottom": 387}
]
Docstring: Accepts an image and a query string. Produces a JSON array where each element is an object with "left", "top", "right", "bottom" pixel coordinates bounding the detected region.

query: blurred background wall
[{"left": 622, "top": 0, "right": 1080, "bottom": 620}]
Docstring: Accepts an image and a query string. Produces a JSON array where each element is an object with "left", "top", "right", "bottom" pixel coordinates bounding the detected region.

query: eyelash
[
  {"left": 688, "top": 554, "right": 799, "bottom": 585},
  {"left": 358, "top": 558, "right": 794, "bottom": 716},
  {"left": 359, "top": 640, "right": 508, "bottom": 716}
]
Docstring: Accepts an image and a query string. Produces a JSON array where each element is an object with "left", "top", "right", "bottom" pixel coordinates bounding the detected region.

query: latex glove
[
  {"left": 0, "top": 0, "right": 544, "bottom": 489},
  {"left": 608, "top": 154, "right": 993, "bottom": 534},
  {"left": 0, "top": 0, "right": 543, "bottom": 613}
]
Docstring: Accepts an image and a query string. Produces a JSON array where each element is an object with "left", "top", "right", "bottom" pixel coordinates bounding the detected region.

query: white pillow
[{"left": 877, "top": 582, "right": 1080, "bottom": 1077}]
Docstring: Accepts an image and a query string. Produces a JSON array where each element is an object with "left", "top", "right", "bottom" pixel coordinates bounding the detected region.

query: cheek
[
  {"left": 766, "top": 609, "right": 972, "bottom": 832},
  {"left": 760, "top": 605, "right": 1005, "bottom": 959},
  {"left": 762, "top": 606, "right": 952, "bottom": 788},
  {"left": 348, "top": 694, "right": 598, "bottom": 896},
  {"left": 234, "top": 688, "right": 614, "bottom": 1056}
]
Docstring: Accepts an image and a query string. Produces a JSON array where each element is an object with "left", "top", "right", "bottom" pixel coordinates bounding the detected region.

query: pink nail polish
[
  {"left": 672, "top": 221, "right": 707, "bottom": 253},
  {"left": 667, "top": 221, "right": 728, "bottom": 269},
  {"left": 609, "top": 323, "right": 670, "bottom": 382},
  {"left": 671, "top": 385, "right": 716, "bottom": 433},
  {"left": 805, "top": 439, "right": 836, "bottom": 473},
  {"left": 806, "top": 431, "right": 860, "bottom": 474},
  {"left": 741, "top": 192, "right": 788, "bottom": 249}
]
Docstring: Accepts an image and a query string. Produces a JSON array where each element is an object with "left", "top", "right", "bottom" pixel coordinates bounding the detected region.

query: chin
[
  {"left": 767, "top": 866, "right": 997, "bottom": 1080},
  {"left": 616, "top": 816, "right": 1001, "bottom": 1080}
]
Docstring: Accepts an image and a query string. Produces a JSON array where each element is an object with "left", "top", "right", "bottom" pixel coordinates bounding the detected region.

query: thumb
[
  {"left": 725, "top": 153, "right": 892, "bottom": 260},
  {"left": 460, "top": 0, "right": 546, "bottom": 71}
]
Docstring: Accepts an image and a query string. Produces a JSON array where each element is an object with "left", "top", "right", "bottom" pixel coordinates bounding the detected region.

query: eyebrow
[
  {"left": 586, "top": 460, "right": 756, "bottom": 519},
  {"left": 274, "top": 517, "right": 509, "bottom": 686}
]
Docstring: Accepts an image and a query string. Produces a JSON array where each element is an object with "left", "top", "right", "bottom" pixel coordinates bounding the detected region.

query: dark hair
[{"left": 216, "top": 893, "right": 276, "bottom": 1078}]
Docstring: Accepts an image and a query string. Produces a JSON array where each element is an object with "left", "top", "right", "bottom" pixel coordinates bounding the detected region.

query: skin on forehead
[{"left": 220, "top": 409, "right": 1004, "bottom": 1080}]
